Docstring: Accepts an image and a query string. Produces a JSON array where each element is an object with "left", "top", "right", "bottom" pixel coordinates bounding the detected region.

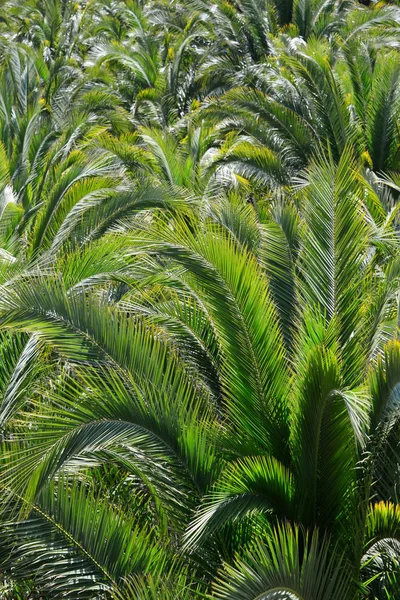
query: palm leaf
[{"left": 212, "top": 523, "right": 351, "bottom": 600}]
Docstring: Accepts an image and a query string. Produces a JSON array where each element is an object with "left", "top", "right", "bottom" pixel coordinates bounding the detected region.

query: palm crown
[{"left": 0, "top": 0, "right": 400, "bottom": 599}]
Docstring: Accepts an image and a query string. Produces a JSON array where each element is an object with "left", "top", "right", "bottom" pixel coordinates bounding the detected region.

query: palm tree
[
  {"left": 0, "top": 1, "right": 399, "bottom": 599},
  {"left": 0, "top": 148, "right": 399, "bottom": 597}
]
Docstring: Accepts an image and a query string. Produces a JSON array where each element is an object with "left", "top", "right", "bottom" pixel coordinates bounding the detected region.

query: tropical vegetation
[{"left": 0, "top": 0, "right": 400, "bottom": 598}]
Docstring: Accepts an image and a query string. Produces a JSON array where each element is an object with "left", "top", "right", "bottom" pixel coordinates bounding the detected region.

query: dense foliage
[{"left": 0, "top": 0, "right": 400, "bottom": 597}]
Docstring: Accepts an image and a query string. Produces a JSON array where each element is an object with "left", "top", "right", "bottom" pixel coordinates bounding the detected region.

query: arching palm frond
[
  {"left": 0, "top": 479, "right": 165, "bottom": 598},
  {"left": 212, "top": 524, "right": 351, "bottom": 600}
]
